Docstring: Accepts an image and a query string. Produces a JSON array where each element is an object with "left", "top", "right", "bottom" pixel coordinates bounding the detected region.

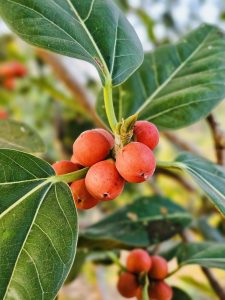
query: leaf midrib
[
  {"left": 186, "top": 166, "right": 225, "bottom": 203},
  {"left": 84, "top": 212, "right": 190, "bottom": 232},
  {"left": 136, "top": 27, "right": 214, "bottom": 114},
  {"left": 65, "top": 0, "right": 111, "bottom": 82}
]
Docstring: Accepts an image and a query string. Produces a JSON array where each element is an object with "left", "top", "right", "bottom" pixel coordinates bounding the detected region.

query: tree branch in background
[
  {"left": 36, "top": 49, "right": 107, "bottom": 129},
  {"left": 163, "top": 131, "right": 202, "bottom": 156},
  {"left": 181, "top": 231, "right": 225, "bottom": 300},
  {"left": 207, "top": 114, "right": 225, "bottom": 165},
  {"left": 155, "top": 167, "right": 195, "bottom": 192},
  {"left": 201, "top": 267, "right": 225, "bottom": 300}
]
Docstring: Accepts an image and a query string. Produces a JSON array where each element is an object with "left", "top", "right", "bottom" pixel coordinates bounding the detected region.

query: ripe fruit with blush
[
  {"left": 148, "top": 256, "right": 168, "bottom": 280},
  {"left": 71, "top": 179, "right": 99, "bottom": 210},
  {"left": 134, "top": 121, "right": 159, "bottom": 150},
  {"left": 73, "top": 130, "right": 112, "bottom": 166},
  {"left": 85, "top": 159, "right": 125, "bottom": 201},
  {"left": 126, "top": 249, "right": 152, "bottom": 273},
  {"left": 117, "top": 272, "right": 139, "bottom": 298},
  {"left": 149, "top": 281, "right": 173, "bottom": 300},
  {"left": 52, "top": 160, "right": 81, "bottom": 177},
  {"left": 95, "top": 128, "right": 114, "bottom": 148},
  {"left": 116, "top": 142, "right": 156, "bottom": 183}
]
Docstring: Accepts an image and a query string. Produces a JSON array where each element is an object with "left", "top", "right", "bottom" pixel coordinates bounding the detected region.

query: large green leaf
[
  {"left": 0, "top": 120, "right": 45, "bottom": 154},
  {"left": 0, "top": 149, "right": 78, "bottom": 300},
  {"left": 79, "top": 196, "right": 192, "bottom": 249},
  {"left": 97, "top": 24, "right": 225, "bottom": 129},
  {"left": 0, "top": 0, "right": 143, "bottom": 86},
  {"left": 159, "top": 152, "right": 225, "bottom": 216},
  {"left": 176, "top": 242, "right": 225, "bottom": 270}
]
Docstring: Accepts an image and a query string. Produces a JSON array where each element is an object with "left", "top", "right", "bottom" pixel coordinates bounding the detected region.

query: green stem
[
  {"left": 157, "top": 160, "right": 184, "bottom": 170},
  {"left": 51, "top": 168, "right": 89, "bottom": 184},
  {"left": 166, "top": 266, "right": 181, "bottom": 278},
  {"left": 103, "top": 81, "right": 118, "bottom": 132},
  {"left": 107, "top": 251, "right": 126, "bottom": 271},
  {"left": 142, "top": 274, "right": 149, "bottom": 300}
]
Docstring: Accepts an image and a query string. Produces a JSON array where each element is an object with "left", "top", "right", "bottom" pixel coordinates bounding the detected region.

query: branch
[
  {"left": 181, "top": 231, "right": 225, "bottom": 300},
  {"left": 163, "top": 131, "right": 202, "bottom": 155},
  {"left": 36, "top": 49, "right": 107, "bottom": 129},
  {"left": 207, "top": 114, "right": 225, "bottom": 165},
  {"left": 155, "top": 167, "right": 196, "bottom": 192},
  {"left": 201, "top": 267, "right": 225, "bottom": 300}
]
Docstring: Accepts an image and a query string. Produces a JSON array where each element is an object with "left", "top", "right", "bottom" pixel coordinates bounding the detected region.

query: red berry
[
  {"left": 95, "top": 128, "right": 114, "bottom": 149},
  {"left": 11, "top": 62, "right": 27, "bottom": 77},
  {"left": 148, "top": 256, "right": 168, "bottom": 280},
  {"left": 0, "top": 62, "right": 27, "bottom": 78},
  {"left": 117, "top": 272, "right": 139, "bottom": 298},
  {"left": 70, "top": 154, "right": 83, "bottom": 167},
  {"left": 3, "top": 77, "right": 16, "bottom": 90},
  {"left": 73, "top": 130, "right": 111, "bottom": 167},
  {"left": 126, "top": 249, "right": 152, "bottom": 273},
  {"left": 52, "top": 160, "right": 80, "bottom": 177},
  {"left": 134, "top": 121, "right": 159, "bottom": 150},
  {"left": 85, "top": 159, "right": 125, "bottom": 201},
  {"left": 116, "top": 142, "right": 156, "bottom": 183},
  {"left": 70, "top": 179, "right": 99, "bottom": 210},
  {"left": 149, "top": 281, "right": 173, "bottom": 300},
  {"left": 0, "top": 110, "right": 8, "bottom": 120},
  {"left": 136, "top": 287, "right": 143, "bottom": 300}
]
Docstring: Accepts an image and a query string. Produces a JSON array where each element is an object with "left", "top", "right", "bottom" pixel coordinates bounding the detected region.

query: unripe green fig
[
  {"left": 85, "top": 159, "right": 125, "bottom": 201},
  {"left": 126, "top": 249, "right": 152, "bottom": 273},
  {"left": 73, "top": 130, "right": 111, "bottom": 167},
  {"left": 70, "top": 179, "right": 99, "bottom": 210},
  {"left": 116, "top": 142, "right": 156, "bottom": 183},
  {"left": 134, "top": 121, "right": 159, "bottom": 150},
  {"left": 117, "top": 272, "right": 139, "bottom": 298}
]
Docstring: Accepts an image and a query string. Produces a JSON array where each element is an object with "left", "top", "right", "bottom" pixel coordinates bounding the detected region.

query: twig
[
  {"left": 163, "top": 131, "right": 202, "bottom": 155},
  {"left": 36, "top": 49, "right": 107, "bottom": 129},
  {"left": 207, "top": 114, "right": 225, "bottom": 165},
  {"left": 201, "top": 267, "right": 225, "bottom": 300},
  {"left": 181, "top": 231, "right": 225, "bottom": 300}
]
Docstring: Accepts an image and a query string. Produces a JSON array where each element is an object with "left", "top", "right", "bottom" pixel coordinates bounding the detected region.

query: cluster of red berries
[
  {"left": 0, "top": 110, "right": 8, "bottom": 120},
  {"left": 117, "top": 249, "right": 173, "bottom": 300},
  {"left": 53, "top": 121, "right": 159, "bottom": 210},
  {"left": 0, "top": 61, "right": 27, "bottom": 90}
]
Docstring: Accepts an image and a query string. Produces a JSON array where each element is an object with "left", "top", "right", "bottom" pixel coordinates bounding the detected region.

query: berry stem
[
  {"left": 51, "top": 168, "right": 89, "bottom": 183},
  {"left": 142, "top": 274, "right": 149, "bottom": 300},
  {"left": 103, "top": 81, "right": 118, "bottom": 132},
  {"left": 107, "top": 251, "right": 126, "bottom": 271}
]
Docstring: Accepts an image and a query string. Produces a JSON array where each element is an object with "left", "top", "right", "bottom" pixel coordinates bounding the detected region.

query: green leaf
[
  {"left": 161, "top": 152, "right": 225, "bottom": 216},
  {"left": 0, "top": 0, "right": 143, "bottom": 86},
  {"left": 97, "top": 24, "right": 225, "bottom": 128},
  {"left": 172, "top": 287, "right": 192, "bottom": 300},
  {"left": 79, "top": 196, "right": 192, "bottom": 249},
  {"left": 0, "top": 120, "right": 45, "bottom": 154},
  {"left": 0, "top": 149, "right": 78, "bottom": 300},
  {"left": 197, "top": 218, "right": 225, "bottom": 242},
  {"left": 176, "top": 242, "right": 225, "bottom": 270}
]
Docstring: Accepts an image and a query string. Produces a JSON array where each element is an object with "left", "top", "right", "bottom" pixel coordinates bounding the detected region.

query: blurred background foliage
[{"left": 1, "top": 0, "right": 225, "bottom": 299}]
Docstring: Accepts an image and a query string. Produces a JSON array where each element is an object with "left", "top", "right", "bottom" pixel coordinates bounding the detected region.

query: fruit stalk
[
  {"left": 103, "top": 81, "right": 118, "bottom": 132},
  {"left": 52, "top": 168, "right": 88, "bottom": 183}
]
